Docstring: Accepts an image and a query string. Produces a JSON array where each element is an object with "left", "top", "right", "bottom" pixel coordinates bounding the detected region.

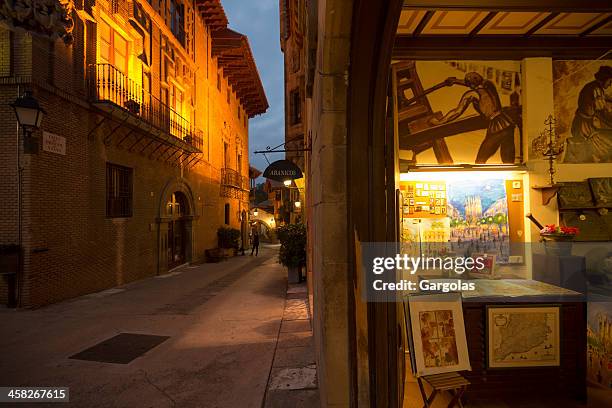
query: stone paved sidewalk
[{"left": 263, "top": 283, "right": 320, "bottom": 407}]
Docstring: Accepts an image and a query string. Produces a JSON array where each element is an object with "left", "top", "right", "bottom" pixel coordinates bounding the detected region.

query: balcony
[
  {"left": 221, "top": 168, "right": 248, "bottom": 190},
  {"left": 88, "top": 63, "right": 202, "bottom": 154},
  {"left": 221, "top": 168, "right": 248, "bottom": 200}
]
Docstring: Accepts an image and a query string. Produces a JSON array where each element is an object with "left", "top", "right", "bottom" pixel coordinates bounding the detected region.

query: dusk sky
[{"left": 223, "top": 0, "right": 285, "bottom": 177}]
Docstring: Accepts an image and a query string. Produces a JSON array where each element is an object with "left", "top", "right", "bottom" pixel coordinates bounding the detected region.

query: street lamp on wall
[
  {"left": 11, "top": 91, "right": 45, "bottom": 155},
  {"left": 9, "top": 90, "right": 44, "bottom": 308},
  {"left": 11, "top": 91, "right": 45, "bottom": 130}
]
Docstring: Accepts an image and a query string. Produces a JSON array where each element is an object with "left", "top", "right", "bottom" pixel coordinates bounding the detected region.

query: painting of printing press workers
[
  {"left": 406, "top": 293, "right": 471, "bottom": 376},
  {"left": 393, "top": 61, "right": 522, "bottom": 165},
  {"left": 551, "top": 63, "right": 612, "bottom": 163}
]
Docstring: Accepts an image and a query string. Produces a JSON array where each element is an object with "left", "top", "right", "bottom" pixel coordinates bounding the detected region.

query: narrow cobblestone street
[{"left": 0, "top": 245, "right": 317, "bottom": 407}]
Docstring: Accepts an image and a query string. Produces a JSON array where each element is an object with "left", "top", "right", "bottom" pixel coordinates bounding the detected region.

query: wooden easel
[{"left": 416, "top": 372, "right": 469, "bottom": 408}]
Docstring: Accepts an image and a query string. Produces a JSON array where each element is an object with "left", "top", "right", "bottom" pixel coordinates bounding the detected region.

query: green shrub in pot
[
  {"left": 277, "top": 223, "right": 306, "bottom": 268},
  {"left": 217, "top": 227, "right": 240, "bottom": 250}
]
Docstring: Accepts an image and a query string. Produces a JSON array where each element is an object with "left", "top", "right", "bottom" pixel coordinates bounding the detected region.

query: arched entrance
[
  {"left": 240, "top": 210, "right": 248, "bottom": 251},
  {"left": 157, "top": 178, "right": 197, "bottom": 274},
  {"left": 167, "top": 192, "right": 188, "bottom": 269}
]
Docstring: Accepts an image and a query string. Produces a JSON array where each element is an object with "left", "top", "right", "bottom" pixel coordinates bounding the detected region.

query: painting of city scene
[
  {"left": 552, "top": 62, "right": 612, "bottom": 163},
  {"left": 419, "top": 310, "right": 459, "bottom": 368},
  {"left": 394, "top": 60, "right": 522, "bottom": 165},
  {"left": 446, "top": 177, "right": 510, "bottom": 262},
  {"left": 588, "top": 303, "right": 612, "bottom": 395}
]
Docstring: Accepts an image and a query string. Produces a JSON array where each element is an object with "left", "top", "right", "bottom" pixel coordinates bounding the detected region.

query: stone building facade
[
  {"left": 291, "top": 1, "right": 612, "bottom": 407},
  {"left": 279, "top": 0, "right": 306, "bottom": 171},
  {"left": 0, "top": 0, "right": 267, "bottom": 307}
]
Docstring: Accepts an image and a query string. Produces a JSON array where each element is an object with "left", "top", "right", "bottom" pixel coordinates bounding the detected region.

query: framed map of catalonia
[{"left": 487, "top": 306, "right": 560, "bottom": 368}]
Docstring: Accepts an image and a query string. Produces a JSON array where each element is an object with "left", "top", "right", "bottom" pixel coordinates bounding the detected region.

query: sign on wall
[
  {"left": 394, "top": 60, "right": 523, "bottom": 165},
  {"left": 42, "top": 131, "right": 66, "bottom": 155}
]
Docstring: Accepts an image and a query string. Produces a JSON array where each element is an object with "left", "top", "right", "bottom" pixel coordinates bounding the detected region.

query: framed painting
[
  {"left": 407, "top": 293, "right": 471, "bottom": 376},
  {"left": 469, "top": 253, "right": 496, "bottom": 279},
  {"left": 487, "top": 305, "right": 560, "bottom": 368}
]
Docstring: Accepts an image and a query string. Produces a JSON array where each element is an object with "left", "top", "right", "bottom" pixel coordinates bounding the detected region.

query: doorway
[{"left": 167, "top": 192, "right": 188, "bottom": 269}]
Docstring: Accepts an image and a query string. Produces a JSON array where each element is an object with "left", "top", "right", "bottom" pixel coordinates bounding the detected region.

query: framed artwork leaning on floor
[{"left": 407, "top": 293, "right": 471, "bottom": 376}]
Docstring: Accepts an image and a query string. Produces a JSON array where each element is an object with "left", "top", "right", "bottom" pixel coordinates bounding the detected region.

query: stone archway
[{"left": 157, "top": 178, "right": 198, "bottom": 274}]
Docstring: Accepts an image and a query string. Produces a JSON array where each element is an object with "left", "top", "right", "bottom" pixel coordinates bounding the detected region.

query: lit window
[{"left": 98, "top": 20, "right": 129, "bottom": 74}]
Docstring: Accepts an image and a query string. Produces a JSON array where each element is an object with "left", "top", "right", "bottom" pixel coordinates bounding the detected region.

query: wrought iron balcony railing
[
  {"left": 88, "top": 63, "right": 201, "bottom": 151},
  {"left": 221, "top": 168, "right": 248, "bottom": 190}
]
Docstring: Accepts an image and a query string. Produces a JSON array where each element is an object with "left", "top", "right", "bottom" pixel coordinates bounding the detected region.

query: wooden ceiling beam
[
  {"left": 402, "top": 1, "right": 612, "bottom": 12},
  {"left": 393, "top": 35, "right": 612, "bottom": 60},
  {"left": 413, "top": 10, "right": 434, "bottom": 37},
  {"left": 524, "top": 12, "right": 559, "bottom": 37},
  {"left": 469, "top": 11, "right": 497, "bottom": 37},
  {"left": 580, "top": 14, "right": 612, "bottom": 36}
]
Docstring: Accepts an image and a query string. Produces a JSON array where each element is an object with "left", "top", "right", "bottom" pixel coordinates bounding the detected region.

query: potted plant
[
  {"left": 277, "top": 223, "right": 306, "bottom": 283},
  {"left": 217, "top": 227, "right": 241, "bottom": 257},
  {"left": 540, "top": 224, "right": 579, "bottom": 256}
]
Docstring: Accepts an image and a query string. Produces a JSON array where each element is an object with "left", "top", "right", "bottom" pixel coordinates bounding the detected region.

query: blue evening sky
[{"left": 222, "top": 0, "right": 285, "bottom": 178}]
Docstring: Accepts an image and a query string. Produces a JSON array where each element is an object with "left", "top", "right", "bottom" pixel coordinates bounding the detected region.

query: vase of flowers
[{"left": 540, "top": 224, "right": 579, "bottom": 256}]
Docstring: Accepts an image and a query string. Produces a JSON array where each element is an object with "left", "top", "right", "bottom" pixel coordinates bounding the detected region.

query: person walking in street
[{"left": 251, "top": 231, "right": 260, "bottom": 256}]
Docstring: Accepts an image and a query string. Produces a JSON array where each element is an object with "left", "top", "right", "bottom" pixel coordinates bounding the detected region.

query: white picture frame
[{"left": 408, "top": 293, "right": 471, "bottom": 376}]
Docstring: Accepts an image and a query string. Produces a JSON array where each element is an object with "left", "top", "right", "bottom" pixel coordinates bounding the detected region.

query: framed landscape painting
[
  {"left": 408, "top": 293, "right": 471, "bottom": 376},
  {"left": 487, "top": 305, "right": 560, "bottom": 368}
]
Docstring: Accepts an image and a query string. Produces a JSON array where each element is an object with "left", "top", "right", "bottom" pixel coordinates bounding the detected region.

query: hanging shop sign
[{"left": 263, "top": 160, "right": 303, "bottom": 182}]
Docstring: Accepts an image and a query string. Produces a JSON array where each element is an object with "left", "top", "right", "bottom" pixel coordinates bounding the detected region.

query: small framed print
[
  {"left": 403, "top": 206, "right": 410, "bottom": 214},
  {"left": 423, "top": 184, "right": 429, "bottom": 190},
  {"left": 422, "top": 205, "right": 430, "bottom": 211},
  {"left": 469, "top": 253, "right": 496, "bottom": 278},
  {"left": 416, "top": 190, "right": 422, "bottom": 196},
  {"left": 434, "top": 207, "right": 441, "bottom": 215},
  {"left": 416, "top": 183, "right": 423, "bottom": 189},
  {"left": 511, "top": 193, "right": 522, "bottom": 202},
  {"left": 439, "top": 192, "right": 446, "bottom": 198},
  {"left": 422, "top": 191, "right": 430, "bottom": 197},
  {"left": 435, "top": 199, "right": 441, "bottom": 206},
  {"left": 441, "top": 207, "right": 446, "bottom": 214},
  {"left": 512, "top": 181, "right": 521, "bottom": 189},
  {"left": 409, "top": 207, "right": 414, "bottom": 214},
  {"left": 430, "top": 185, "right": 438, "bottom": 191},
  {"left": 409, "top": 199, "right": 415, "bottom": 206}
]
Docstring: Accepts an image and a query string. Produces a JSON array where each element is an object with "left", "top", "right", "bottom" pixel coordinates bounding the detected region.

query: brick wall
[{"left": 0, "top": 0, "right": 255, "bottom": 307}]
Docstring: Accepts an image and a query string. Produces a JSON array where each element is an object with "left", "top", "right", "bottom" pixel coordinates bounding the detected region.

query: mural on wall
[
  {"left": 394, "top": 61, "right": 522, "bottom": 165},
  {"left": 553, "top": 62, "right": 612, "bottom": 163},
  {"left": 587, "top": 302, "right": 612, "bottom": 393}
]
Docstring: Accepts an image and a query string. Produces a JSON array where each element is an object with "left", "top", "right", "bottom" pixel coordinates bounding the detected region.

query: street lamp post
[{"left": 10, "top": 90, "right": 45, "bottom": 307}]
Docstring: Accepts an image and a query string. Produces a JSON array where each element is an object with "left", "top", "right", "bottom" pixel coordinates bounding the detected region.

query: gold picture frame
[{"left": 487, "top": 305, "right": 560, "bottom": 368}]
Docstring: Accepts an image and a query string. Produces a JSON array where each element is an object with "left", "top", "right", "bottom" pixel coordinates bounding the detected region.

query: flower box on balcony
[{"left": 125, "top": 99, "right": 141, "bottom": 115}]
